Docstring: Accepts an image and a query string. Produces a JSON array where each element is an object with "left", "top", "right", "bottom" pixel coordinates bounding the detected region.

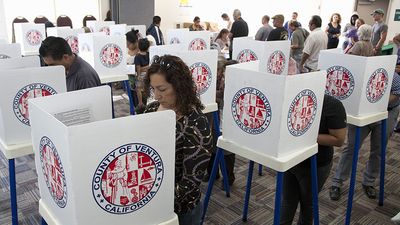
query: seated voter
[
  {"left": 144, "top": 55, "right": 212, "bottom": 225},
  {"left": 280, "top": 95, "right": 347, "bottom": 225},
  {"left": 39, "top": 37, "right": 101, "bottom": 91}
]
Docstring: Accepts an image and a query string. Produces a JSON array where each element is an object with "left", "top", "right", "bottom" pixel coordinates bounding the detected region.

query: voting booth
[
  {"left": 222, "top": 61, "right": 325, "bottom": 158},
  {"left": 29, "top": 86, "right": 178, "bottom": 225},
  {"left": 14, "top": 23, "right": 45, "bottom": 55},
  {"left": 86, "top": 21, "right": 115, "bottom": 35},
  {"left": 78, "top": 33, "right": 127, "bottom": 77},
  {"left": 109, "top": 24, "right": 127, "bottom": 36},
  {"left": 0, "top": 66, "right": 66, "bottom": 146},
  {"left": 47, "top": 27, "right": 85, "bottom": 54},
  {"left": 166, "top": 29, "right": 189, "bottom": 45},
  {"left": 318, "top": 51, "right": 396, "bottom": 117},
  {"left": 0, "top": 43, "right": 21, "bottom": 59},
  {"left": 169, "top": 30, "right": 210, "bottom": 51},
  {"left": 0, "top": 55, "right": 39, "bottom": 69},
  {"left": 232, "top": 38, "right": 290, "bottom": 75}
]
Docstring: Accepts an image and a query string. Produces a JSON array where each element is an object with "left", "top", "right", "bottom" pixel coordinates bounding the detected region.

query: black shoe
[
  {"left": 330, "top": 186, "right": 341, "bottom": 201},
  {"left": 362, "top": 185, "right": 377, "bottom": 199}
]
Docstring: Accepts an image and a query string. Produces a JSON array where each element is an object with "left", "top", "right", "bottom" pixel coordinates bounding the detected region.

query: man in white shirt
[{"left": 300, "top": 15, "right": 327, "bottom": 72}]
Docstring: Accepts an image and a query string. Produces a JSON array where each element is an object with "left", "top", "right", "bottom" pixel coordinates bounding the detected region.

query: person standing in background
[
  {"left": 189, "top": 16, "right": 205, "bottom": 31},
  {"left": 255, "top": 15, "right": 273, "bottom": 41},
  {"left": 326, "top": 13, "right": 341, "bottom": 49},
  {"left": 284, "top": 12, "right": 301, "bottom": 40},
  {"left": 289, "top": 20, "right": 309, "bottom": 70},
  {"left": 146, "top": 16, "right": 164, "bottom": 45},
  {"left": 267, "top": 14, "right": 288, "bottom": 41},
  {"left": 229, "top": 9, "right": 249, "bottom": 59},
  {"left": 342, "top": 13, "right": 359, "bottom": 49},
  {"left": 371, "top": 8, "right": 388, "bottom": 56},
  {"left": 221, "top": 13, "right": 232, "bottom": 31}
]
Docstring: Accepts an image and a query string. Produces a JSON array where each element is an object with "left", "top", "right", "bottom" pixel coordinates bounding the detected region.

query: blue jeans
[{"left": 178, "top": 201, "right": 203, "bottom": 225}]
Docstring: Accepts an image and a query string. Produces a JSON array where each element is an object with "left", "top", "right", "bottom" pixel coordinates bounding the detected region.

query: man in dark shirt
[
  {"left": 39, "top": 37, "right": 101, "bottom": 92},
  {"left": 280, "top": 95, "right": 347, "bottom": 225},
  {"left": 229, "top": 9, "right": 249, "bottom": 59},
  {"left": 267, "top": 14, "right": 289, "bottom": 41},
  {"left": 146, "top": 16, "right": 164, "bottom": 45}
]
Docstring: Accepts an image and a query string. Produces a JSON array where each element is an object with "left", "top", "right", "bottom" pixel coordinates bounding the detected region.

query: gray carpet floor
[{"left": 1, "top": 89, "right": 399, "bottom": 225}]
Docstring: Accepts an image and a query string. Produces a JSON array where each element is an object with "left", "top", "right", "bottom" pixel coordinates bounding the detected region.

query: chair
[
  {"left": 82, "top": 15, "right": 96, "bottom": 27},
  {"left": 34, "top": 16, "right": 49, "bottom": 24},
  {"left": 56, "top": 15, "right": 72, "bottom": 28},
  {"left": 12, "top": 16, "right": 29, "bottom": 43}
]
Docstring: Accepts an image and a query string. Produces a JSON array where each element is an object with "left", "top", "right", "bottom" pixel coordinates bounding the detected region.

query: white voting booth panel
[
  {"left": 78, "top": 33, "right": 127, "bottom": 77},
  {"left": 47, "top": 27, "right": 84, "bottom": 54},
  {"left": 109, "top": 24, "right": 127, "bottom": 36},
  {"left": 0, "top": 43, "right": 21, "bottom": 59},
  {"left": 14, "top": 23, "right": 45, "bottom": 55},
  {"left": 127, "top": 25, "right": 146, "bottom": 37},
  {"left": 86, "top": 21, "right": 115, "bottom": 35},
  {"left": 0, "top": 66, "right": 66, "bottom": 146},
  {"left": 232, "top": 38, "right": 290, "bottom": 75},
  {"left": 0, "top": 55, "right": 40, "bottom": 69},
  {"left": 148, "top": 46, "right": 218, "bottom": 107},
  {"left": 29, "top": 86, "right": 177, "bottom": 225},
  {"left": 166, "top": 29, "right": 189, "bottom": 45},
  {"left": 222, "top": 61, "right": 325, "bottom": 158},
  {"left": 179, "top": 31, "right": 210, "bottom": 51},
  {"left": 318, "top": 51, "right": 396, "bottom": 117}
]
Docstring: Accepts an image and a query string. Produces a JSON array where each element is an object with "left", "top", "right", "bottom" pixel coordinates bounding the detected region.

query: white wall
[
  {"left": 0, "top": 0, "right": 8, "bottom": 42},
  {"left": 2, "top": 0, "right": 109, "bottom": 42}
]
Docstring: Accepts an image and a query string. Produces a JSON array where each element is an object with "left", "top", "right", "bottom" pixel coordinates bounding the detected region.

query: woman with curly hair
[
  {"left": 144, "top": 55, "right": 212, "bottom": 225},
  {"left": 325, "top": 13, "right": 341, "bottom": 49}
]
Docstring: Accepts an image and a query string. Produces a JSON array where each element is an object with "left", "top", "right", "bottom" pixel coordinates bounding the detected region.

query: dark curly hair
[{"left": 144, "top": 55, "right": 204, "bottom": 115}]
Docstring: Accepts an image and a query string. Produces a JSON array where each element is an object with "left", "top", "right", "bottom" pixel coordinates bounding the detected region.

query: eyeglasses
[{"left": 152, "top": 55, "right": 178, "bottom": 71}]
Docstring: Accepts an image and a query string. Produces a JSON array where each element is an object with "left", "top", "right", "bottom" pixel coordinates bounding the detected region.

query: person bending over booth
[
  {"left": 39, "top": 36, "right": 101, "bottom": 92},
  {"left": 280, "top": 95, "right": 347, "bottom": 225},
  {"left": 144, "top": 55, "right": 212, "bottom": 225}
]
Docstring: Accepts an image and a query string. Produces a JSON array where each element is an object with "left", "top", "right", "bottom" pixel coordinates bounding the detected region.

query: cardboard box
[
  {"left": 29, "top": 86, "right": 177, "bottom": 225},
  {"left": 14, "top": 23, "right": 45, "bottom": 55},
  {"left": 0, "top": 66, "right": 66, "bottom": 145},
  {"left": 222, "top": 61, "right": 325, "bottom": 158},
  {"left": 46, "top": 27, "right": 85, "bottom": 54},
  {"left": 0, "top": 43, "right": 21, "bottom": 58},
  {"left": 232, "top": 37, "right": 290, "bottom": 74},
  {"left": 318, "top": 51, "right": 396, "bottom": 116}
]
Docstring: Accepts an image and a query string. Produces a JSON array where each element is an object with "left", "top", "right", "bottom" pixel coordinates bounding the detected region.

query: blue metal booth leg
[
  {"left": 379, "top": 119, "right": 387, "bottom": 206},
  {"left": 9, "top": 159, "right": 18, "bottom": 225},
  {"left": 242, "top": 160, "right": 255, "bottom": 222}
]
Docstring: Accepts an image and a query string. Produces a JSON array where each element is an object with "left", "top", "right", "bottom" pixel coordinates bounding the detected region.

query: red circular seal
[
  {"left": 267, "top": 50, "right": 286, "bottom": 75},
  {"left": 231, "top": 87, "right": 272, "bottom": 135},
  {"left": 236, "top": 49, "right": 258, "bottom": 63},
  {"left": 13, "top": 83, "right": 57, "bottom": 126},
  {"left": 92, "top": 143, "right": 164, "bottom": 214},
  {"left": 188, "top": 38, "right": 207, "bottom": 50},
  {"left": 99, "top": 43, "right": 123, "bottom": 68},
  {"left": 325, "top": 66, "right": 355, "bottom": 100},
  {"left": 39, "top": 136, "right": 67, "bottom": 208},
  {"left": 190, "top": 62, "right": 212, "bottom": 95},
  {"left": 65, "top": 35, "right": 79, "bottom": 54},
  {"left": 287, "top": 89, "right": 318, "bottom": 136},
  {"left": 25, "top": 29, "right": 43, "bottom": 46},
  {"left": 100, "top": 26, "right": 111, "bottom": 35},
  {"left": 366, "top": 68, "right": 389, "bottom": 103}
]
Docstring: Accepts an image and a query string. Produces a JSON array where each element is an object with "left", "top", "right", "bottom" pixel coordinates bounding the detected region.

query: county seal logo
[
  {"left": 267, "top": 50, "right": 286, "bottom": 75},
  {"left": 92, "top": 143, "right": 164, "bottom": 214},
  {"left": 325, "top": 66, "right": 355, "bottom": 100},
  {"left": 65, "top": 35, "right": 79, "bottom": 54},
  {"left": 39, "top": 136, "right": 67, "bottom": 208},
  {"left": 100, "top": 43, "right": 123, "bottom": 68},
  {"left": 366, "top": 68, "right": 388, "bottom": 103},
  {"left": 190, "top": 62, "right": 212, "bottom": 95},
  {"left": 25, "top": 29, "right": 42, "bottom": 46},
  {"left": 188, "top": 38, "right": 207, "bottom": 50},
  {"left": 13, "top": 83, "right": 57, "bottom": 126},
  {"left": 99, "top": 26, "right": 111, "bottom": 35},
  {"left": 169, "top": 37, "right": 180, "bottom": 44},
  {"left": 287, "top": 89, "right": 317, "bottom": 136},
  {"left": 231, "top": 87, "right": 272, "bottom": 135},
  {"left": 236, "top": 49, "right": 258, "bottom": 63}
]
